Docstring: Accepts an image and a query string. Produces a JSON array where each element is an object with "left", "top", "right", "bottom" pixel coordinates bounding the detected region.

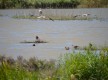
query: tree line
[{"left": 0, "top": 0, "right": 108, "bottom": 9}]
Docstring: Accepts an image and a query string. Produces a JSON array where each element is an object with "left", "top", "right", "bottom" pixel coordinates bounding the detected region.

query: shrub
[{"left": 56, "top": 47, "right": 108, "bottom": 80}]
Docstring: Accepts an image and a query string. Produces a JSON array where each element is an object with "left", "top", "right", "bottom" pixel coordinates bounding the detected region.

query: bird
[
  {"left": 65, "top": 47, "right": 70, "bottom": 50},
  {"left": 82, "top": 14, "right": 90, "bottom": 17},
  {"left": 37, "top": 8, "right": 54, "bottom": 21},
  {"left": 35, "top": 36, "right": 41, "bottom": 43},
  {"left": 89, "top": 43, "right": 93, "bottom": 49},
  {"left": 37, "top": 15, "right": 54, "bottom": 21},
  {"left": 33, "top": 44, "right": 36, "bottom": 46},
  {"left": 39, "top": 8, "right": 43, "bottom": 16},
  {"left": 72, "top": 45, "right": 79, "bottom": 49},
  {"left": 73, "top": 15, "right": 79, "bottom": 18}
]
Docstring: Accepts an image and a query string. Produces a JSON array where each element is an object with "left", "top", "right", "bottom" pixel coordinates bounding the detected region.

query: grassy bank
[
  {"left": 0, "top": 45, "right": 108, "bottom": 80},
  {"left": 0, "top": 0, "right": 108, "bottom": 9},
  {"left": 12, "top": 15, "right": 99, "bottom": 20}
]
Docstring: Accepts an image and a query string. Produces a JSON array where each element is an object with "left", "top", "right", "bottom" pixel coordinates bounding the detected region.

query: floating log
[{"left": 20, "top": 40, "right": 48, "bottom": 43}]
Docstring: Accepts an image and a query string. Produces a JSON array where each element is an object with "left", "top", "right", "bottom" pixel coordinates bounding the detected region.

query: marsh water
[{"left": 0, "top": 8, "right": 108, "bottom": 60}]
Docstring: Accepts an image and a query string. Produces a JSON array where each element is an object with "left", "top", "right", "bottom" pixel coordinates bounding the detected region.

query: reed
[
  {"left": 0, "top": 0, "right": 80, "bottom": 9},
  {"left": 0, "top": 56, "right": 55, "bottom": 80},
  {"left": 0, "top": 0, "right": 108, "bottom": 9},
  {"left": 56, "top": 45, "right": 108, "bottom": 80}
]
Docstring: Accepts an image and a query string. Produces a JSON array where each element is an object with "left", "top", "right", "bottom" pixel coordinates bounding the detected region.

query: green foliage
[
  {"left": 0, "top": 55, "right": 56, "bottom": 80},
  {"left": 0, "top": 45, "right": 108, "bottom": 80},
  {"left": 56, "top": 45, "right": 108, "bottom": 80},
  {"left": 79, "top": 0, "right": 108, "bottom": 8},
  {"left": 0, "top": 0, "right": 108, "bottom": 9},
  {"left": 0, "top": 0, "right": 80, "bottom": 9}
]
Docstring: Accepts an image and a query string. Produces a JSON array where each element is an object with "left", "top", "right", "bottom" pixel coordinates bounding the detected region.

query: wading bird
[
  {"left": 65, "top": 47, "right": 70, "bottom": 50},
  {"left": 72, "top": 45, "right": 79, "bottom": 49},
  {"left": 39, "top": 8, "right": 43, "bottom": 16},
  {"left": 37, "top": 8, "right": 54, "bottom": 21},
  {"left": 35, "top": 36, "right": 41, "bottom": 43},
  {"left": 82, "top": 14, "right": 90, "bottom": 17}
]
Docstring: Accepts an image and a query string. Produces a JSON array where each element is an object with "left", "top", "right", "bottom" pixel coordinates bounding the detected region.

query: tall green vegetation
[
  {"left": 56, "top": 46, "right": 108, "bottom": 80},
  {"left": 0, "top": 0, "right": 80, "bottom": 9},
  {"left": 0, "top": 56, "right": 56, "bottom": 80},
  {"left": 0, "top": 0, "right": 108, "bottom": 9},
  {"left": 0, "top": 0, "right": 29, "bottom": 9},
  {"left": 78, "top": 0, "right": 108, "bottom": 8},
  {"left": 0, "top": 45, "right": 108, "bottom": 80}
]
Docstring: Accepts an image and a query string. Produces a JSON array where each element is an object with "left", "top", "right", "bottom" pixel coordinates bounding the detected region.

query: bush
[
  {"left": 56, "top": 47, "right": 108, "bottom": 80},
  {"left": 0, "top": 45, "right": 108, "bottom": 80}
]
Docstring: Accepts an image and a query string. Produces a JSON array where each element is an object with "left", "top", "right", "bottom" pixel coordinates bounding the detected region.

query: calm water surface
[{"left": 0, "top": 9, "right": 108, "bottom": 60}]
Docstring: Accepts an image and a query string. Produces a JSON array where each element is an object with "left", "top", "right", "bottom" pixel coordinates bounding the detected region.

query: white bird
[
  {"left": 37, "top": 8, "right": 54, "bottom": 21},
  {"left": 82, "top": 14, "right": 90, "bottom": 17},
  {"left": 39, "top": 8, "right": 43, "bottom": 16}
]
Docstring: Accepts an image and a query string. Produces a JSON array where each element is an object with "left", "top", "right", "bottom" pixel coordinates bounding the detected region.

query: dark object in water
[
  {"left": 20, "top": 40, "right": 47, "bottom": 43},
  {"left": 33, "top": 44, "right": 36, "bottom": 46}
]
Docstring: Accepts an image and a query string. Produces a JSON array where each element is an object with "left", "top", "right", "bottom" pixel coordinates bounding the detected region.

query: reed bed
[
  {"left": 0, "top": 0, "right": 79, "bottom": 9},
  {"left": 0, "top": 0, "right": 108, "bottom": 9}
]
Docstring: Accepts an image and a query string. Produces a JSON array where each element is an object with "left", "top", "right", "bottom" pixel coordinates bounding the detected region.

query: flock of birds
[
  {"left": 65, "top": 45, "right": 79, "bottom": 50},
  {"left": 32, "top": 9, "right": 92, "bottom": 50},
  {"left": 30, "top": 8, "right": 91, "bottom": 21},
  {"left": 33, "top": 36, "right": 80, "bottom": 50}
]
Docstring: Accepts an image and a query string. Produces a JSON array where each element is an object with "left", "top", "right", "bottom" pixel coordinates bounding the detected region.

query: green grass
[
  {"left": 0, "top": 44, "right": 108, "bottom": 80},
  {"left": 0, "top": 63, "right": 39, "bottom": 80},
  {"left": 0, "top": 56, "right": 56, "bottom": 80}
]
